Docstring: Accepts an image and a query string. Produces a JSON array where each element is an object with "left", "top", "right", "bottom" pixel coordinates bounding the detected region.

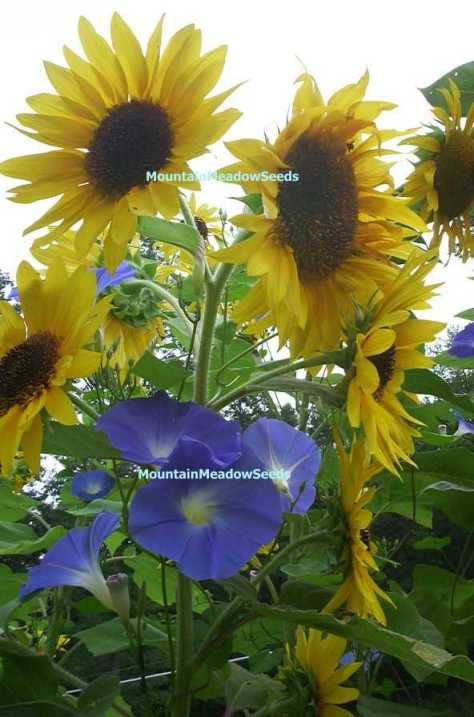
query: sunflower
[
  {"left": 404, "top": 80, "right": 474, "bottom": 260},
  {"left": 0, "top": 14, "right": 241, "bottom": 272},
  {"left": 345, "top": 252, "right": 445, "bottom": 474},
  {"left": 30, "top": 227, "right": 166, "bottom": 378},
  {"left": 293, "top": 625, "right": 361, "bottom": 716},
  {"left": 0, "top": 260, "right": 110, "bottom": 473},
  {"left": 103, "top": 314, "right": 163, "bottom": 380},
  {"left": 211, "top": 72, "right": 425, "bottom": 351},
  {"left": 323, "top": 435, "right": 393, "bottom": 625}
]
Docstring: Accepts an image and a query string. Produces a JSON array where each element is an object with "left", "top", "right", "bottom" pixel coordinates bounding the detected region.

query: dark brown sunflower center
[
  {"left": 0, "top": 332, "right": 60, "bottom": 416},
  {"left": 85, "top": 100, "right": 174, "bottom": 199},
  {"left": 434, "top": 130, "right": 474, "bottom": 220},
  {"left": 370, "top": 345, "right": 396, "bottom": 401},
  {"left": 273, "top": 132, "right": 358, "bottom": 282}
]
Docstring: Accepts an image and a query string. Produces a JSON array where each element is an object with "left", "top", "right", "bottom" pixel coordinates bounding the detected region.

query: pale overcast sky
[{"left": 0, "top": 0, "right": 472, "bottom": 325}]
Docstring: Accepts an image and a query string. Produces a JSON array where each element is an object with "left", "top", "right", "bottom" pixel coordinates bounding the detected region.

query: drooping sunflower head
[
  {"left": 323, "top": 434, "right": 392, "bottom": 625},
  {"left": 293, "top": 625, "right": 361, "bottom": 716},
  {"left": 0, "top": 260, "right": 111, "bottom": 473},
  {"left": 345, "top": 252, "right": 445, "bottom": 474},
  {"left": 404, "top": 80, "right": 474, "bottom": 260},
  {"left": 0, "top": 14, "right": 241, "bottom": 272},
  {"left": 212, "top": 71, "right": 425, "bottom": 352}
]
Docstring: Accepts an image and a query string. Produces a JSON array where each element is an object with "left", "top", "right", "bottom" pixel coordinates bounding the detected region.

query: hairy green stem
[
  {"left": 170, "top": 573, "right": 194, "bottom": 717},
  {"left": 208, "top": 352, "right": 344, "bottom": 410},
  {"left": 69, "top": 393, "right": 100, "bottom": 421}
]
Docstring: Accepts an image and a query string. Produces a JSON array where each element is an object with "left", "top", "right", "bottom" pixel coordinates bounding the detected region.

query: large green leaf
[
  {"left": 456, "top": 308, "right": 474, "bottom": 321},
  {"left": 0, "top": 480, "right": 36, "bottom": 522},
  {"left": 132, "top": 351, "right": 190, "bottom": 389},
  {"left": 74, "top": 617, "right": 167, "bottom": 657},
  {"left": 358, "top": 695, "right": 456, "bottom": 717},
  {"left": 0, "top": 566, "right": 26, "bottom": 606},
  {"left": 435, "top": 351, "right": 474, "bottom": 370},
  {"left": 255, "top": 604, "right": 474, "bottom": 683},
  {"left": 42, "top": 423, "right": 120, "bottom": 459},
  {"left": 420, "top": 62, "right": 474, "bottom": 116},
  {"left": 0, "top": 523, "right": 65, "bottom": 556},
  {"left": 0, "top": 642, "right": 75, "bottom": 715},
  {"left": 76, "top": 676, "right": 120, "bottom": 717},
  {"left": 138, "top": 216, "right": 200, "bottom": 255},
  {"left": 404, "top": 369, "right": 474, "bottom": 414}
]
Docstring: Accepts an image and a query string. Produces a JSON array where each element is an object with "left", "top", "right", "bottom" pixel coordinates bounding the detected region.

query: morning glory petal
[
  {"left": 71, "top": 471, "right": 115, "bottom": 502},
  {"left": 96, "top": 392, "right": 241, "bottom": 468},
  {"left": 242, "top": 418, "right": 320, "bottom": 514},
  {"left": 449, "top": 323, "right": 474, "bottom": 358},
  {"left": 95, "top": 261, "right": 136, "bottom": 295},
  {"left": 128, "top": 441, "right": 281, "bottom": 580},
  {"left": 19, "top": 512, "right": 119, "bottom": 606}
]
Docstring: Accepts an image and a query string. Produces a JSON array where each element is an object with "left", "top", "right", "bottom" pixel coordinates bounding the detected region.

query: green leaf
[
  {"left": 42, "top": 423, "right": 120, "bottom": 459},
  {"left": 0, "top": 480, "right": 36, "bottom": 522},
  {"left": 231, "top": 193, "right": 264, "bottom": 214},
  {"left": 434, "top": 351, "right": 474, "bottom": 370},
  {"left": 420, "top": 62, "right": 474, "bottom": 116},
  {"left": 255, "top": 604, "right": 474, "bottom": 683},
  {"left": 0, "top": 643, "right": 75, "bottom": 715},
  {"left": 74, "top": 617, "right": 166, "bottom": 656},
  {"left": 414, "top": 536, "right": 451, "bottom": 551},
  {"left": 125, "top": 553, "right": 176, "bottom": 606},
  {"left": 456, "top": 308, "right": 474, "bottom": 320},
  {"left": 77, "top": 676, "right": 120, "bottom": 717},
  {"left": 63, "top": 500, "right": 122, "bottom": 518},
  {"left": 0, "top": 566, "right": 26, "bottom": 605},
  {"left": 138, "top": 216, "right": 200, "bottom": 255},
  {"left": 132, "top": 352, "right": 190, "bottom": 389},
  {"left": 358, "top": 695, "right": 456, "bottom": 717},
  {"left": 225, "top": 264, "right": 257, "bottom": 302},
  {"left": 0, "top": 524, "right": 65, "bottom": 556},
  {"left": 404, "top": 369, "right": 474, "bottom": 414},
  {"left": 225, "top": 663, "right": 286, "bottom": 711}
]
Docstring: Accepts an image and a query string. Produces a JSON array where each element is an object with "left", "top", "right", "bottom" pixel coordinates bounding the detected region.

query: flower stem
[
  {"left": 69, "top": 393, "right": 100, "bottom": 421},
  {"left": 170, "top": 572, "right": 194, "bottom": 717},
  {"left": 193, "top": 230, "right": 251, "bottom": 404}
]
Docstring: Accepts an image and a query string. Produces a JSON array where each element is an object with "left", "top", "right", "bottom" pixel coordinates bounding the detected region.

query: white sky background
[{"left": 0, "top": 0, "right": 472, "bottom": 327}]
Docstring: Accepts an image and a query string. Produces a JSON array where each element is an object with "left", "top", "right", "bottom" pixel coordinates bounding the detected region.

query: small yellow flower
[
  {"left": 323, "top": 435, "right": 393, "bottom": 625},
  {"left": 0, "top": 260, "right": 110, "bottom": 473},
  {"left": 103, "top": 314, "right": 163, "bottom": 379},
  {"left": 404, "top": 80, "right": 474, "bottom": 260},
  {"left": 346, "top": 252, "right": 445, "bottom": 474},
  {"left": 294, "top": 626, "right": 361, "bottom": 716}
]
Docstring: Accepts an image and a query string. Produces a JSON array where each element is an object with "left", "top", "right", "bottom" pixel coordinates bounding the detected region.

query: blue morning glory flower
[
  {"left": 455, "top": 415, "right": 474, "bottom": 436},
  {"left": 20, "top": 512, "right": 119, "bottom": 611},
  {"left": 449, "top": 323, "right": 474, "bottom": 358},
  {"left": 240, "top": 418, "right": 320, "bottom": 514},
  {"left": 128, "top": 442, "right": 282, "bottom": 581},
  {"left": 96, "top": 392, "right": 241, "bottom": 468},
  {"left": 95, "top": 261, "right": 136, "bottom": 295},
  {"left": 71, "top": 471, "right": 115, "bottom": 502}
]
